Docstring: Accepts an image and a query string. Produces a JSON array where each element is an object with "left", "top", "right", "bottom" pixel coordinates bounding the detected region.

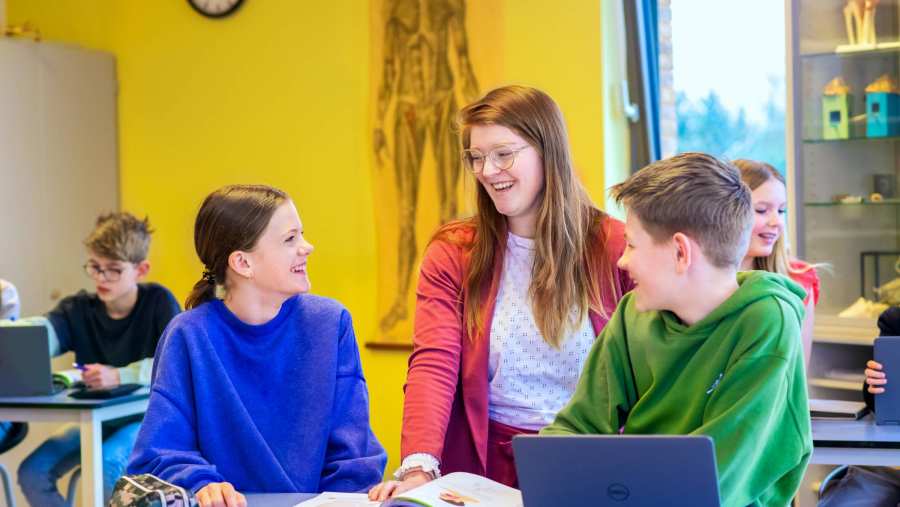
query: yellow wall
[
  {"left": 8, "top": 0, "right": 605, "bottom": 477},
  {"left": 497, "top": 0, "right": 605, "bottom": 203}
]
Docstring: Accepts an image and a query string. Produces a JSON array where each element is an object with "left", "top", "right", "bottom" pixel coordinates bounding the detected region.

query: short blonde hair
[
  {"left": 610, "top": 152, "right": 753, "bottom": 268},
  {"left": 84, "top": 212, "right": 152, "bottom": 263}
]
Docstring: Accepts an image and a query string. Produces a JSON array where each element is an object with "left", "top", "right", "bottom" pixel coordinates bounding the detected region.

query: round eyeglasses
[{"left": 462, "top": 145, "right": 531, "bottom": 174}]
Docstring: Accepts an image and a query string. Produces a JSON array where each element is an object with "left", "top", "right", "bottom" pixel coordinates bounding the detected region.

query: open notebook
[{"left": 295, "top": 473, "right": 521, "bottom": 507}]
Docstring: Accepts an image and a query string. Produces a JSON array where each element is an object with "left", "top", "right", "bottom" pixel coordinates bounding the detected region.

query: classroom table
[
  {"left": 250, "top": 419, "right": 900, "bottom": 507},
  {"left": 0, "top": 387, "right": 150, "bottom": 507},
  {"left": 0, "top": 410, "right": 876, "bottom": 507},
  {"left": 812, "top": 414, "right": 900, "bottom": 465}
]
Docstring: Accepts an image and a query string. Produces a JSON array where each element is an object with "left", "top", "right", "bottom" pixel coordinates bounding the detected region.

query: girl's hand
[
  {"left": 866, "top": 360, "right": 888, "bottom": 394},
  {"left": 196, "top": 482, "right": 246, "bottom": 507},
  {"left": 82, "top": 364, "right": 120, "bottom": 389}
]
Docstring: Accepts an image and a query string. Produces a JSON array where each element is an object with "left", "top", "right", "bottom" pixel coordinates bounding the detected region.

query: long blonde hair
[
  {"left": 733, "top": 159, "right": 811, "bottom": 277},
  {"left": 438, "top": 85, "right": 620, "bottom": 348}
]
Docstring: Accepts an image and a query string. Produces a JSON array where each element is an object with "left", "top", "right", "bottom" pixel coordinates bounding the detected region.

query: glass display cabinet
[{"left": 788, "top": 0, "right": 900, "bottom": 401}]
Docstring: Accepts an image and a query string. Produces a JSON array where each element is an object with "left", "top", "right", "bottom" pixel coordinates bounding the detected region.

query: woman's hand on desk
[
  {"left": 866, "top": 360, "right": 888, "bottom": 394},
  {"left": 368, "top": 470, "right": 432, "bottom": 501},
  {"left": 82, "top": 364, "right": 120, "bottom": 389},
  {"left": 196, "top": 482, "right": 246, "bottom": 507}
]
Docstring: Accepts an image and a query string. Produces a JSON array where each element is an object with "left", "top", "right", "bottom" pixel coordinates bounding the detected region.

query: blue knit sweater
[{"left": 126, "top": 295, "right": 386, "bottom": 494}]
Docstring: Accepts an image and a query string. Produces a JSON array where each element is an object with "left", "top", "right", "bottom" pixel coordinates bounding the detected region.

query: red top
[
  {"left": 789, "top": 260, "right": 820, "bottom": 306},
  {"left": 400, "top": 216, "right": 633, "bottom": 476}
]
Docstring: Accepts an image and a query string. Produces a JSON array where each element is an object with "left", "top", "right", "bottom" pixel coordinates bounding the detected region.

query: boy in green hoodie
[{"left": 542, "top": 153, "right": 812, "bottom": 507}]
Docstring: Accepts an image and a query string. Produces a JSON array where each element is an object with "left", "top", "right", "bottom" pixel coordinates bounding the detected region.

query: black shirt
[{"left": 46, "top": 282, "right": 181, "bottom": 366}]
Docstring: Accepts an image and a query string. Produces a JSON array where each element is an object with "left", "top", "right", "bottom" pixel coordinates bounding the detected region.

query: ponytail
[{"left": 185, "top": 276, "right": 217, "bottom": 310}]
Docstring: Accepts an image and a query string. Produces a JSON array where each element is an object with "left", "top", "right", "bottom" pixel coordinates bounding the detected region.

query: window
[{"left": 659, "top": 0, "right": 786, "bottom": 170}]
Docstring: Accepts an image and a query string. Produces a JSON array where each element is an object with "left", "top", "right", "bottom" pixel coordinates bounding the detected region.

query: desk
[
  {"left": 812, "top": 414, "right": 900, "bottom": 465},
  {"left": 0, "top": 388, "right": 150, "bottom": 507},
  {"left": 247, "top": 493, "right": 316, "bottom": 506}
]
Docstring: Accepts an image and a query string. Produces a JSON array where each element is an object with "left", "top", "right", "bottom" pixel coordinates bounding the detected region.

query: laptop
[
  {"left": 0, "top": 325, "right": 59, "bottom": 396},
  {"left": 513, "top": 434, "right": 721, "bottom": 507}
]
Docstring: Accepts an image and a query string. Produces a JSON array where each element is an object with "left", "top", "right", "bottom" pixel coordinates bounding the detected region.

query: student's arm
[
  {"left": 45, "top": 296, "right": 77, "bottom": 355},
  {"left": 541, "top": 302, "right": 637, "bottom": 435},
  {"left": 319, "top": 310, "right": 387, "bottom": 492},
  {"left": 117, "top": 357, "right": 153, "bottom": 385},
  {"left": 127, "top": 326, "right": 226, "bottom": 493},
  {"left": 690, "top": 300, "right": 811, "bottom": 507}
]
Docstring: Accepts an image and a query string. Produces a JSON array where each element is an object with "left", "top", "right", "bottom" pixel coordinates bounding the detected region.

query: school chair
[
  {"left": 64, "top": 468, "right": 80, "bottom": 507},
  {"left": 0, "top": 423, "right": 28, "bottom": 507},
  {"left": 818, "top": 464, "right": 849, "bottom": 498}
]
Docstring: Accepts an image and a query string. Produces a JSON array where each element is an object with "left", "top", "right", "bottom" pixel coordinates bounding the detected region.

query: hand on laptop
[
  {"left": 196, "top": 482, "right": 246, "bottom": 507},
  {"left": 82, "top": 364, "right": 120, "bottom": 389},
  {"left": 866, "top": 360, "right": 888, "bottom": 394},
  {"left": 368, "top": 470, "right": 432, "bottom": 501}
]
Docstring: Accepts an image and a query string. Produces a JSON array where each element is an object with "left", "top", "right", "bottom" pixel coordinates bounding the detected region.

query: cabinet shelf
[
  {"left": 803, "top": 135, "right": 900, "bottom": 144},
  {"left": 805, "top": 199, "right": 900, "bottom": 207},
  {"left": 812, "top": 316, "right": 878, "bottom": 346},
  {"left": 801, "top": 41, "right": 900, "bottom": 59},
  {"left": 793, "top": 3, "right": 894, "bottom": 430}
]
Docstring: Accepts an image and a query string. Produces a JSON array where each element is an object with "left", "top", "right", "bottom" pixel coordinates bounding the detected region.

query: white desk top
[{"left": 0, "top": 386, "right": 150, "bottom": 409}]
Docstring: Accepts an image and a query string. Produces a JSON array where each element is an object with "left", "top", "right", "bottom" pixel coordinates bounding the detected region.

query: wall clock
[{"left": 188, "top": 0, "right": 244, "bottom": 19}]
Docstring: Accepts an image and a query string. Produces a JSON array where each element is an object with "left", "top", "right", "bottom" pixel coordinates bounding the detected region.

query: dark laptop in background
[
  {"left": 513, "top": 434, "right": 721, "bottom": 507},
  {"left": 0, "top": 325, "right": 58, "bottom": 396}
]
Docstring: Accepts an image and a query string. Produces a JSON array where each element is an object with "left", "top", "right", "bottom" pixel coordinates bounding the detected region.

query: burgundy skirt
[{"left": 486, "top": 419, "right": 538, "bottom": 488}]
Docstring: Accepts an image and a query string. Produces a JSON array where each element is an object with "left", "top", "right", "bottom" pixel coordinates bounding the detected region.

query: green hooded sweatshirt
[{"left": 542, "top": 271, "right": 812, "bottom": 507}]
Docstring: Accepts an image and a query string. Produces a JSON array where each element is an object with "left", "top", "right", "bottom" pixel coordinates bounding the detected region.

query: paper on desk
[{"left": 293, "top": 492, "right": 379, "bottom": 507}]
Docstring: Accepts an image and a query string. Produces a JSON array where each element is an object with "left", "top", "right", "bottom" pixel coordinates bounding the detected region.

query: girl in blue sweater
[{"left": 127, "top": 184, "right": 386, "bottom": 507}]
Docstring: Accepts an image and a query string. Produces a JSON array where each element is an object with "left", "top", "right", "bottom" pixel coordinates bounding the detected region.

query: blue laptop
[{"left": 513, "top": 434, "right": 721, "bottom": 507}]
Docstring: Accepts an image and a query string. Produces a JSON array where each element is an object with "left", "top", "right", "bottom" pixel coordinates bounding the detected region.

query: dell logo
[{"left": 607, "top": 483, "right": 630, "bottom": 502}]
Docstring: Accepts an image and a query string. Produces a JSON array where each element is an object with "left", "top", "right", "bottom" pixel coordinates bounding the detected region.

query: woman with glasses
[{"left": 369, "top": 85, "right": 632, "bottom": 500}]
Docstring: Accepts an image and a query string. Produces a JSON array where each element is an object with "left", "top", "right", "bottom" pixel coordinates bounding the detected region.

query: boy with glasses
[{"left": 18, "top": 212, "right": 180, "bottom": 507}]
